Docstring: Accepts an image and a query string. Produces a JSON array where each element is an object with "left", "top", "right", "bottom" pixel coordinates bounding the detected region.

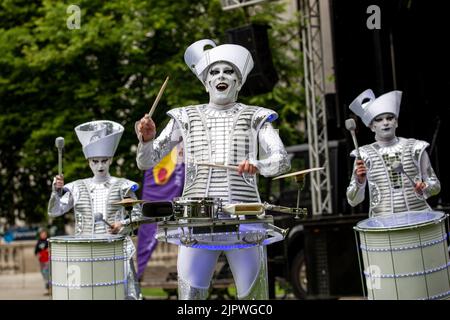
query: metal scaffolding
[
  {"left": 299, "top": 0, "right": 332, "bottom": 215},
  {"left": 220, "top": 0, "right": 266, "bottom": 11},
  {"left": 221, "top": 0, "right": 332, "bottom": 215}
]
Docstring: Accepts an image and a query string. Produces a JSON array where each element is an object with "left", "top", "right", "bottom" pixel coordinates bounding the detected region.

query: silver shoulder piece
[
  {"left": 411, "top": 139, "right": 429, "bottom": 164},
  {"left": 251, "top": 106, "right": 278, "bottom": 130}
]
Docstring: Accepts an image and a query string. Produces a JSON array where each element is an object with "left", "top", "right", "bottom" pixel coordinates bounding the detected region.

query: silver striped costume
[
  {"left": 48, "top": 176, "right": 142, "bottom": 299},
  {"left": 347, "top": 137, "right": 440, "bottom": 217},
  {"left": 136, "top": 102, "right": 290, "bottom": 299}
]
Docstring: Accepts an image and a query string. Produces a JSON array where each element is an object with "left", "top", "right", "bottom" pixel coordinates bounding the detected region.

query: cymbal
[
  {"left": 112, "top": 198, "right": 146, "bottom": 206},
  {"left": 272, "top": 167, "right": 324, "bottom": 180}
]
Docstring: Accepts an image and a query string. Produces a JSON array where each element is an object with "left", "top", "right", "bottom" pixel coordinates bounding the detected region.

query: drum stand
[
  {"left": 263, "top": 174, "right": 307, "bottom": 218},
  {"left": 113, "top": 197, "right": 146, "bottom": 235},
  {"left": 293, "top": 175, "right": 308, "bottom": 219}
]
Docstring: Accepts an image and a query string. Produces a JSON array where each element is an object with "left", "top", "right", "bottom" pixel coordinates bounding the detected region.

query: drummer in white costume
[
  {"left": 135, "top": 39, "right": 290, "bottom": 299},
  {"left": 48, "top": 120, "right": 142, "bottom": 300},
  {"left": 346, "top": 89, "right": 441, "bottom": 217}
]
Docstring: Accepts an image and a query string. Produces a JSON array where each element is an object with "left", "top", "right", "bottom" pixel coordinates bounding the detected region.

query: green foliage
[{"left": 0, "top": 0, "right": 305, "bottom": 224}]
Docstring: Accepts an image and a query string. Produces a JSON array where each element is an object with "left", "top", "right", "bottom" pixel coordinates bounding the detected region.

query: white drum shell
[
  {"left": 49, "top": 235, "right": 126, "bottom": 300},
  {"left": 355, "top": 211, "right": 450, "bottom": 300}
]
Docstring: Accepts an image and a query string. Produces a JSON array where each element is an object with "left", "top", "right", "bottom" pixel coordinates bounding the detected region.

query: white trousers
[{"left": 177, "top": 245, "right": 268, "bottom": 299}]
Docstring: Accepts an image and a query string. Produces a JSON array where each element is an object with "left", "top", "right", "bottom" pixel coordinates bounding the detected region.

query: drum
[
  {"left": 156, "top": 214, "right": 286, "bottom": 250},
  {"left": 354, "top": 211, "right": 450, "bottom": 300},
  {"left": 173, "top": 197, "right": 221, "bottom": 220},
  {"left": 49, "top": 234, "right": 127, "bottom": 300}
]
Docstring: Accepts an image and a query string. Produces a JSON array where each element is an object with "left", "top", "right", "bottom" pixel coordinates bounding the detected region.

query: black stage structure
[
  {"left": 255, "top": 0, "right": 450, "bottom": 300},
  {"left": 331, "top": 0, "right": 450, "bottom": 211}
]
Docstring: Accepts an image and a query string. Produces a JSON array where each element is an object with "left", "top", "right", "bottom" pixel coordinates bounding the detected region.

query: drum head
[{"left": 355, "top": 211, "right": 446, "bottom": 231}]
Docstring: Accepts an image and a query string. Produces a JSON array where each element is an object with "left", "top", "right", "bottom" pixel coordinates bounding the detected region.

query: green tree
[{"left": 0, "top": 0, "right": 304, "bottom": 224}]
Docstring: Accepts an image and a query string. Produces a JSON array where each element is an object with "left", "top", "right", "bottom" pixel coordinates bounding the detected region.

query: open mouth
[{"left": 216, "top": 83, "right": 228, "bottom": 92}]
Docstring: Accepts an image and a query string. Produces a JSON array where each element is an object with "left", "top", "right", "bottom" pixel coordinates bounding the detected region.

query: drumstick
[
  {"left": 147, "top": 76, "right": 169, "bottom": 118},
  {"left": 196, "top": 162, "right": 239, "bottom": 171},
  {"left": 94, "top": 213, "right": 113, "bottom": 228},
  {"left": 55, "top": 137, "right": 64, "bottom": 177},
  {"left": 55, "top": 137, "right": 65, "bottom": 196},
  {"left": 345, "top": 118, "right": 361, "bottom": 159},
  {"left": 392, "top": 161, "right": 416, "bottom": 188}
]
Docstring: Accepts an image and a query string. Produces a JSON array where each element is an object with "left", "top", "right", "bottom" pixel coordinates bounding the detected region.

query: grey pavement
[{"left": 0, "top": 272, "right": 50, "bottom": 300}]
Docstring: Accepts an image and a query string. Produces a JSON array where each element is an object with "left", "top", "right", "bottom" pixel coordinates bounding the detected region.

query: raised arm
[
  {"left": 48, "top": 175, "right": 75, "bottom": 217},
  {"left": 346, "top": 158, "right": 367, "bottom": 207},
  {"left": 135, "top": 117, "right": 181, "bottom": 170}
]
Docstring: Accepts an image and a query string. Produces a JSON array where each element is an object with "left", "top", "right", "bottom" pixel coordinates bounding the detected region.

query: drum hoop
[
  {"left": 50, "top": 255, "right": 127, "bottom": 263},
  {"left": 48, "top": 235, "right": 125, "bottom": 243},
  {"left": 174, "top": 197, "right": 219, "bottom": 205},
  {"left": 174, "top": 217, "right": 214, "bottom": 221},
  {"left": 354, "top": 212, "right": 448, "bottom": 232},
  {"left": 156, "top": 228, "right": 283, "bottom": 248},
  {"left": 50, "top": 279, "right": 127, "bottom": 288}
]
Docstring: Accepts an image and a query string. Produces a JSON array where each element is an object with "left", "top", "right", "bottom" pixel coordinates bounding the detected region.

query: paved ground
[
  {"left": 0, "top": 272, "right": 363, "bottom": 300},
  {"left": 0, "top": 272, "right": 50, "bottom": 300}
]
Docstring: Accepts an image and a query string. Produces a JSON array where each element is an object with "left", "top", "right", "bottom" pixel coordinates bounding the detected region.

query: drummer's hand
[
  {"left": 53, "top": 175, "right": 64, "bottom": 191},
  {"left": 138, "top": 114, "right": 156, "bottom": 142},
  {"left": 414, "top": 181, "right": 426, "bottom": 195},
  {"left": 238, "top": 160, "right": 259, "bottom": 175},
  {"left": 355, "top": 159, "right": 367, "bottom": 184},
  {"left": 110, "top": 222, "right": 123, "bottom": 234}
]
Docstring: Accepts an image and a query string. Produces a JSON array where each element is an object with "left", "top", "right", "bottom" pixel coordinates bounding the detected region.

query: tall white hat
[
  {"left": 184, "top": 39, "right": 254, "bottom": 85},
  {"left": 74, "top": 120, "right": 124, "bottom": 159},
  {"left": 349, "top": 89, "right": 402, "bottom": 126}
]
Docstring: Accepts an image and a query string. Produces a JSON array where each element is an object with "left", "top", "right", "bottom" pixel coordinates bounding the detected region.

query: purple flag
[{"left": 137, "top": 147, "right": 184, "bottom": 280}]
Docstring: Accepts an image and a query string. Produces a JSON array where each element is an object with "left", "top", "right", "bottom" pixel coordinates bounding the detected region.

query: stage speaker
[
  {"left": 227, "top": 24, "right": 279, "bottom": 96},
  {"left": 303, "top": 215, "right": 365, "bottom": 299}
]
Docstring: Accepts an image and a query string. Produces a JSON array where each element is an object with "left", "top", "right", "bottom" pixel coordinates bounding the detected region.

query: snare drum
[
  {"left": 173, "top": 197, "right": 221, "bottom": 220},
  {"left": 49, "top": 234, "right": 127, "bottom": 300},
  {"left": 354, "top": 211, "right": 450, "bottom": 300}
]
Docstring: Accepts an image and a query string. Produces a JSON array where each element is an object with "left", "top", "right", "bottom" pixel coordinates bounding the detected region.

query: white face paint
[
  {"left": 88, "top": 157, "right": 111, "bottom": 179},
  {"left": 205, "top": 62, "right": 241, "bottom": 106},
  {"left": 370, "top": 113, "right": 398, "bottom": 142}
]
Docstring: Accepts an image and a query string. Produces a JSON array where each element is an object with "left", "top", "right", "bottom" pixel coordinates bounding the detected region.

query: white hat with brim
[
  {"left": 349, "top": 89, "right": 402, "bottom": 127},
  {"left": 74, "top": 120, "right": 124, "bottom": 159},
  {"left": 184, "top": 39, "right": 254, "bottom": 86}
]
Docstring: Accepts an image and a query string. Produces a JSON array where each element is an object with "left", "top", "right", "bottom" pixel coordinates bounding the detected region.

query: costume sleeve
[
  {"left": 118, "top": 180, "right": 143, "bottom": 230},
  {"left": 48, "top": 181, "right": 75, "bottom": 217},
  {"left": 254, "top": 122, "right": 291, "bottom": 177},
  {"left": 419, "top": 151, "right": 441, "bottom": 199},
  {"left": 135, "top": 118, "right": 181, "bottom": 171},
  {"left": 346, "top": 157, "right": 366, "bottom": 207}
]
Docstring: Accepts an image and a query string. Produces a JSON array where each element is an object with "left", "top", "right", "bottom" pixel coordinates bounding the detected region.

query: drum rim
[
  {"left": 48, "top": 234, "right": 125, "bottom": 243},
  {"left": 354, "top": 211, "right": 447, "bottom": 232},
  {"left": 174, "top": 197, "right": 220, "bottom": 204}
]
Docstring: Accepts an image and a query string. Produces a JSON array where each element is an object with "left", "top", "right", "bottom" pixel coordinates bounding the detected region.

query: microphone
[
  {"left": 392, "top": 161, "right": 416, "bottom": 188},
  {"left": 345, "top": 118, "right": 361, "bottom": 160},
  {"left": 94, "top": 212, "right": 113, "bottom": 228}
]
